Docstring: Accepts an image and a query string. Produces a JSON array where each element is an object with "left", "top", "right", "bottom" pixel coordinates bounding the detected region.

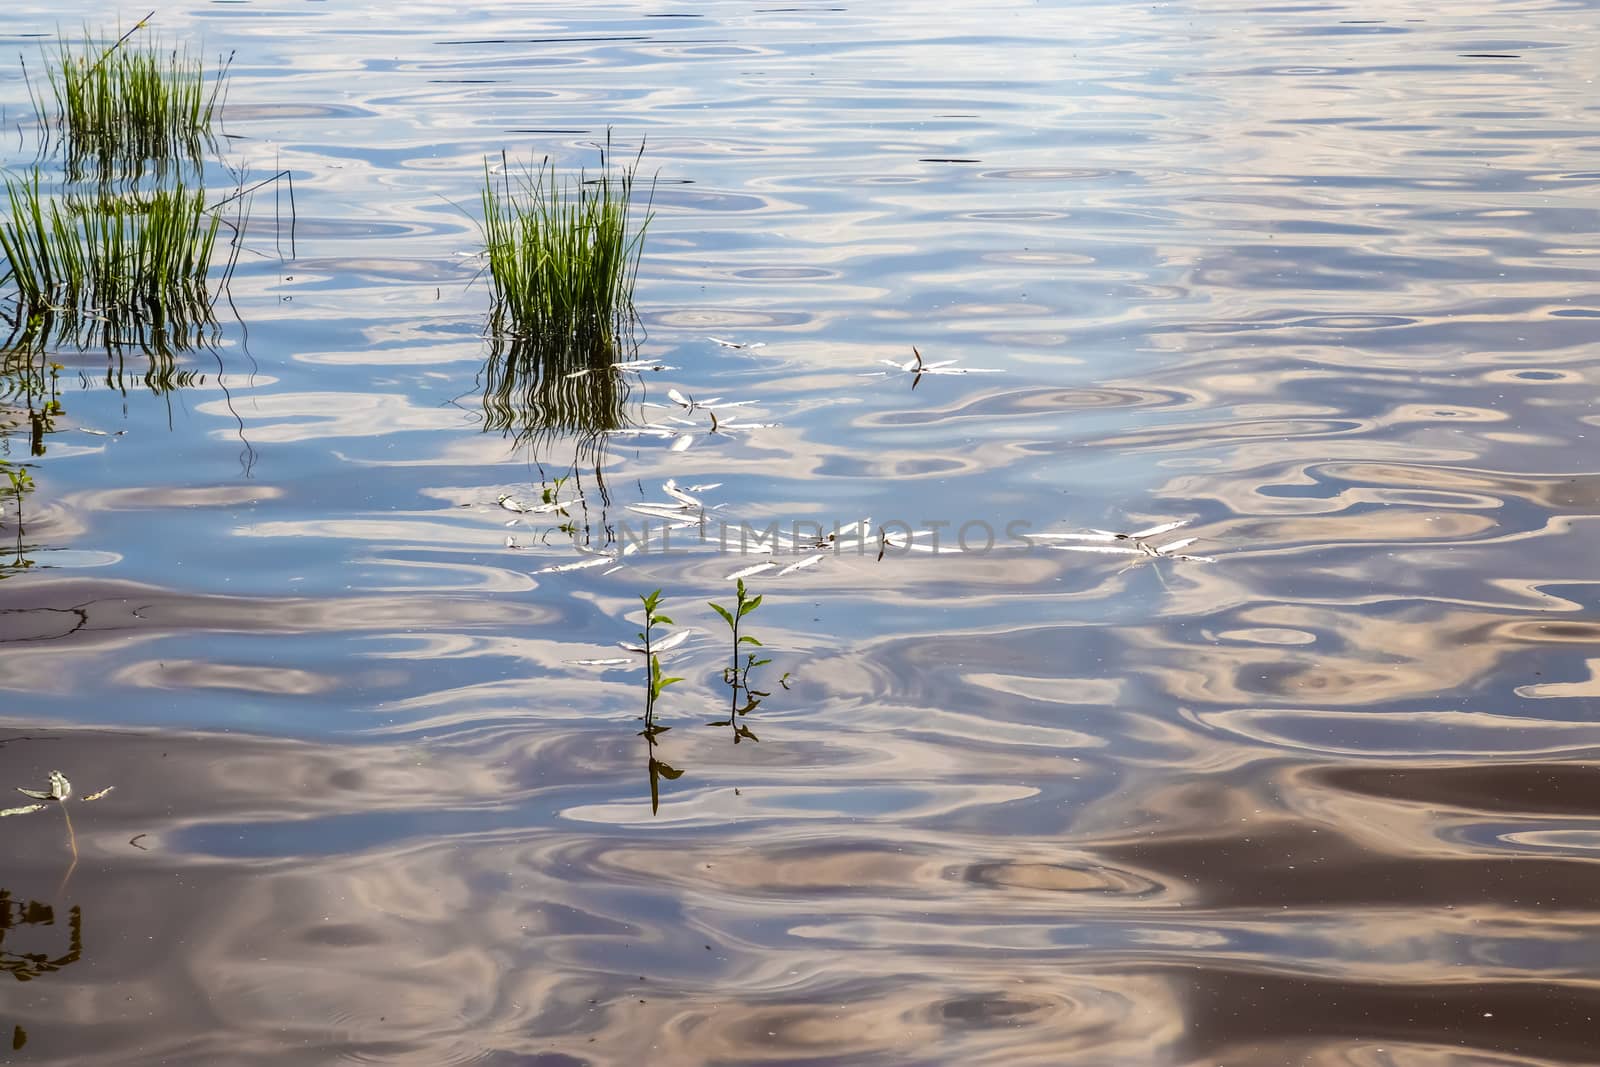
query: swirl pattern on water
[{"left": 1, "top": 0, "right": 1600, "bottom": 1062}]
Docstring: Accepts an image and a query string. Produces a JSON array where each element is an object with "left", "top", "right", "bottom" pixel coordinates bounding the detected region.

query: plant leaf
[
  {"left": 708, "top": 602, "right": 735, "bottom": 629},
  {"left": 739, "top": 594, "right": 763, "bottom": 616},
  {"left": 18, "top": 772, "right": 69, "bottom": 802},
  {"left": 739, "top": 635, "right": 762, "bottom": 646},
  {"left": 536, "top": 556, "right": 614, "bottom": 573},
  {"left": 662, "top": 480, "right": 700, "bottom": 508},
  {"left": 653, "top": 630, "right": 691, "bottom": 652},
  {"left": 1129, "top": 519, "right": 1188, "bottom": 539},
  {"left": 777, "top": 552, "right": 825, "bottom": 576}
]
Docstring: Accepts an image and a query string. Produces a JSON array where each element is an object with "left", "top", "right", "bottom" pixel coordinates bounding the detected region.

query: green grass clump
[
  {"left": 29, "top": 18, "right": 230, "bottom": 181},
  {"left": 0, "top": 171, "right": 228, "bottom": 349},
  {"left": 480, "top": 137, "right": 652, "bottom": 353}
]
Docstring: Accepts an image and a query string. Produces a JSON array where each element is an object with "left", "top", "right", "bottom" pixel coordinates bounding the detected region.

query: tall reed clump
[
  {"left": 480, "top": 136, "right": 652, "bottom": 356},
  {"left": 28, "top": 16, "right": 231, "bottom": 181},
  {"left": 0, "top": 172, "right": 232, "bottom": 349}
]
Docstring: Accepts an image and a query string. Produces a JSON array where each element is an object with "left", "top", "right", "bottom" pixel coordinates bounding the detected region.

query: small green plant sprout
[
  {"left": 498, "top": 475, "right": 582, "bottom": 520},
  {"left": 709, "top": 578, "right": 767, "bottom": 682},
  {"left": 636, "top": 588, "right": 683, "bottom": 737},
  {"left": 1, "top": 771, "right": 114, "bottom": 864},
  {"left": 632, "top": 588, "right": 685, "bottom": 813},
  {"left": 3, "top": 465, "right": 33, "bottom": 512},
  {"left": 707, "top": 579, "right": 771, "bottom": 743},
  {"left": 1, "top": 463, "right": 34, "bottom": 568}
]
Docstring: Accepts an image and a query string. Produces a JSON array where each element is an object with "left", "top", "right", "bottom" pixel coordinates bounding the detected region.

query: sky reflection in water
[{"left": 3, "top": 0, "right": 1600, "bottom": 1062}]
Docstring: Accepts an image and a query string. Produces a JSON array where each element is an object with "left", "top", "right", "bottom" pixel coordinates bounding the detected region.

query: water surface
[{"left": 3, "top": 0, "right": 1600, "bottom": 1063}]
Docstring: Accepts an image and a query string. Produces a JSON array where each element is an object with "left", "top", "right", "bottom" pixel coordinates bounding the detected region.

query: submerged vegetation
[
  {"left": 480, "top": 137, "right": 652, "bottom": 353},
  {"left": 27, "top": 14, "right": 230, "bottom": 182}
]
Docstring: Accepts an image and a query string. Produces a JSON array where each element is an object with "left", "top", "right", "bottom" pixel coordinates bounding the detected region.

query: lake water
[{"left": 3, "top": 0, "right": 1600, "bottom": 1063}]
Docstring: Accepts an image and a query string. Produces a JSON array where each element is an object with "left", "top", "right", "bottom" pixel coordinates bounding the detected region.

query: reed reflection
[
  {"left": 1, "top": 888, "right": 82, "bottom": 1051},
  {"left": 0, "top": 889, "right": 83, "bottom": 983},
  {"left": 478, "top": 325, "right": 638, "bottom": 493}
]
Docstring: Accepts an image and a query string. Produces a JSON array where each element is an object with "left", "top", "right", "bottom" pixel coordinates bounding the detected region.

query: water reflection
[
  {"left": 478, "top": 326, "right": 638, "bottom": 485},
  {"left": 0, "top": 347, "right": 63, "bottom": 457},
  {"left": 0, "top": 350, "right": 55, "bottom": 574},
  {"left": 644, "top": 733, "right": 682, "bottom": 816},
  {"left": 1, "top": 299, "right": 229, "bottom": 369},
  {"left": 3, "top": 0, "right": 1600, "bottom": 1061},
  {"left": 0, "top": 891, "right": 83, "bottom": 982},
  {"left": 0, "top": 333, "right": 244, "bottom": 576}
]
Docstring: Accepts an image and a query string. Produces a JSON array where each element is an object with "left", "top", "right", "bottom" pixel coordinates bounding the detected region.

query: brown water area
[{"left": 4, "top": 0, "right": 1600, "bottom": 1063}]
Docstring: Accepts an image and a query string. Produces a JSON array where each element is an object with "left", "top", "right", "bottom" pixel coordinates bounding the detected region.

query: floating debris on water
[
  {"left": 1042, "top": 519, "right": 1215, "bottom": 563},
  {"left": 618, "top": 629, "right": 692, "bottom": 655},
  {"left": 564, "top": 361, "right": 676, "bottom": 380},
  {"left": 868, "top": 346, "right": 1003, "bottom": 387},
  {"left": 535, "top": 554, "right": 616, "bottom": 574}
]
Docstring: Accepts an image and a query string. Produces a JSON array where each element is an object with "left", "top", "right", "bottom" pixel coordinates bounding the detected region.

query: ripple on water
[{"left": 3, "top": 0, "right": 1600, "bottom": 1062}]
